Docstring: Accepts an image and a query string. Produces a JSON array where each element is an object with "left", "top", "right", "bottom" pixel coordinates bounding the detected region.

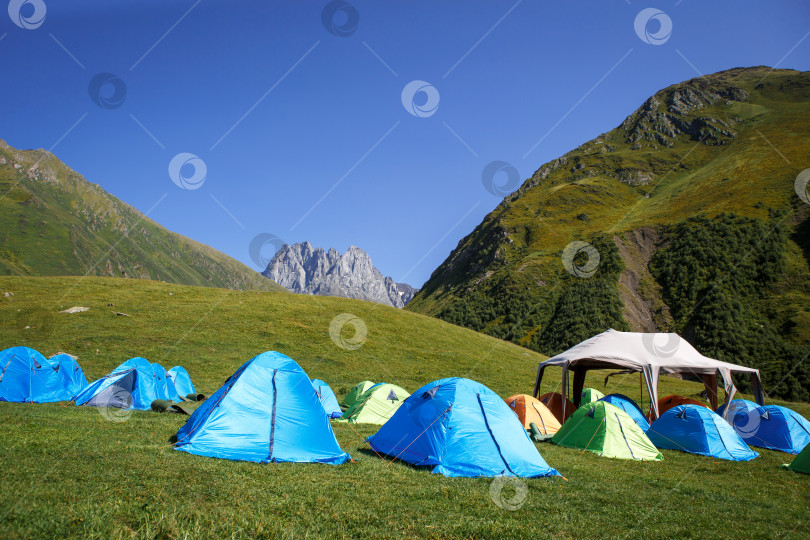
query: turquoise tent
[
  {"left": 733, "top": 405, "right": 810, "bottom": 454},
  {"left": 168, "top": 366, "right": 196, "bottom": 397},
  {"left": 151, "top": 363, "right": 181, "bottom": 401},
  {"left": 311, "top": 379, "right": 343, "bottom": 418},
  {"left": 173, "top": 351, "right": 351, "bottom": 464},
  {"left": 0, "top": 346, "right": 78, "bottom": 403},
  {"left": 647, "top": 405, "right": 758, "bottom": 461},
  {"left": 51, "top": 354, "right": 88, "bottom": 398},
  {"left": 74, "top": 357, "right": 162, "bottom": 410},
  {"left": 367, "top": 377, "right": 560, "bottom": 478},
  {"left": 600, "top": 393, "right": 650, "bottom": 431}
]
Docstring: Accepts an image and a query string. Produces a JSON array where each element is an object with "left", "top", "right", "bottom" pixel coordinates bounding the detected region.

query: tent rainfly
[
  {"left": 533, "top": 329, "right": 764, "bottom": 422},
  {"left": 367, "top": 378, "right": 560, "bottom": 478}
]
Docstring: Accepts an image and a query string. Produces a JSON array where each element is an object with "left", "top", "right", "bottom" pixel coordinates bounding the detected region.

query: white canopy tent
[{"left": 532, "top": 329, "right": 765, "bottom": 421}]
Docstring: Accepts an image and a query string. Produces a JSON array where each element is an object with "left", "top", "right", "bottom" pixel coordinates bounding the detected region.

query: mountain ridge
[
  {"left": 262, "top": 242, "right": 417, "bottom": 308},
  {"left": 407, "top": 66, "right": 810, "bottom": 400}
]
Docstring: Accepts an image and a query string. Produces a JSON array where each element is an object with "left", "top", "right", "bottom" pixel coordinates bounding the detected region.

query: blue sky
[{"left": 2, "top": 0, "right": 809, "bottom": 287}]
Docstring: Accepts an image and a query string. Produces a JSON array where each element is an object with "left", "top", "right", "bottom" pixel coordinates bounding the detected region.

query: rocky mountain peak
[{"left": 262, "top": 242, "right": 418, "bottom": 308}]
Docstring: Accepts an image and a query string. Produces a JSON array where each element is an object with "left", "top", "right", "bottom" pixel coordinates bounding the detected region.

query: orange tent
[
  {"left": 505, "top": 394, "right": 562, "bottom": 435},
  {"left": 538, "top": 392, "right": 576, "bottom": 424},
  {"left": 657, "top": 395, "right": 711, "bottom": 416}
]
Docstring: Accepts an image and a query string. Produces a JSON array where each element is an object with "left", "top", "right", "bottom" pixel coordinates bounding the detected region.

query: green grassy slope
[
  {"left": 0, "top": 276, "right": 807, "bottom": 538},
  {"left": 407, "top": 67, "right": 810, "bottom": 400},
  {"left": 0, "top": 141, "right": 286, "bottom": 293}
]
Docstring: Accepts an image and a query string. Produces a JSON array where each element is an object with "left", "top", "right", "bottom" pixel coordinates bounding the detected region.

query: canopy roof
[{"left": 534, "top": 329, "right": 764, "bottom": 421}]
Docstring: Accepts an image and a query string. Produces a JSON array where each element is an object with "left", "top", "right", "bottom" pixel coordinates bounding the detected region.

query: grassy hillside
[
  {"left": 407, "top": 67, "right": 810, "bottom": 401},
  {"left": 0, "top": 140, "right": 285, "bottom": 293},
  {"left": 0, "top": 276, "right": 808, "bottom": 538}
]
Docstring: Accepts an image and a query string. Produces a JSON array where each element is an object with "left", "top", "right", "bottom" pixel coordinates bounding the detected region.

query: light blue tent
[
  {"left": 0, "top": 346, "right": 76, "bottom": 403},
  {"left": 173, "top": 351, "right": 351, "bottom": 464},
  {"left": 311, "top": 378, "right": 342, "bottom": 419},
  {"left": 51, "top": 354, "right": 88, "bottom": 399},
  {"left": 732, "top": 405, "right": 810, "bottom": 454},
  {"left": 647, "top": 405, "right": 758, "bottom": 461},
  {"left": 168, "top": 366, "right": 196, "bottom": 397},
  {"left": 366, "top": 377, "right": 560, "bottom": 478},
  {"left": 600, "top": 393, "right": 650, "bottom": 431},
  {"left": 151, "top": 363, "right": 181, "bottom": 401},
  {"left": 74, "top": 357, "right": 161, "bottom": 410}
]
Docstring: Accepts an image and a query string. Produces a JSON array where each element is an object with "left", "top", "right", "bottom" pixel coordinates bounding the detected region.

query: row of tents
[
  {"left": 171, "top": 351, "right": 561, "bottom": 477},
  {"left": 314, "top": 372, "right": 810, "bottom": 463},
  {"left": 168, "top": 350, "right": 810, "bottom": 478},
  {"left": 514, "top": 388, "right": 810, "bottom": 464},
  {"left": 74, "top": 357, "right": 200, "bottom": 409},
  {"left": 3, "top": 345, "right": 808, "bottom": 477},
  {"left": 0, "top": 346, "right": 88, "bottom": 403},
  {"left": 0, "top": 346, "right": 199, "bottom": 410}
]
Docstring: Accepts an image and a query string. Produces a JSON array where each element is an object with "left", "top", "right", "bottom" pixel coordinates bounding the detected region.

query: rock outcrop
[{"left": 262, "top": 242, "right": 417, "bottom": 308}]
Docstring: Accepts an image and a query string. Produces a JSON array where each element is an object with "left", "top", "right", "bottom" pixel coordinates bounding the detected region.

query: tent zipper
[
  {"left": 268, "top": 369, "right": 278, "bottom": 462},
  {"left": 615, "top": 413, "right": 637, "bottom": 460},
  {"left": 531, "top": 402, "right": 548, "bottom": 433}
]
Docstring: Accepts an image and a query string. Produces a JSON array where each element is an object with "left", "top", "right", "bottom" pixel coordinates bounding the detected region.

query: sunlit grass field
[{"left": 0, "top": 276, "right": 808, "bottom": 538}]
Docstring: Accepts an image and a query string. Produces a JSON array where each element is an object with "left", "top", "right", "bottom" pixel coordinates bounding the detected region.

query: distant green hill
[
  {"left": 0, "top": 275, "right": 552, "bottom": 396},
  {"left": 0, "top": 140, "right": 285, "bottom": 292},
  {"left": 408, "top": 67, "right": 810, "bottom": 401}
]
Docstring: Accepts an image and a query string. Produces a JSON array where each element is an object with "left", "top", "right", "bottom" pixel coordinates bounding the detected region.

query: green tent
[
  {"left": 337, "top": 383, "right": 410, "bottom": 425},
  {"left": 580, "top": 388, "right": 605, "bottom": 405},
  {"left": 340, "top": 380, "right": 376, "bottom": 409},
  {"left": 783, "top": 444, "right": 810, "bottom": 475},
  {"left": 552, "top": 401, "right": 663, "bottom": 461}
]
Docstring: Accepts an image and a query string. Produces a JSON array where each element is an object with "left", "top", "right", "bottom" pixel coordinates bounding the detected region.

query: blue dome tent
[
  {"left": 74, "top": 357, "right": 161, "bottom": 410},
  {"left": 173, "top": 351, "right": 351, "bottom": 464},
  {"left": 311, "top": 378, "right": 343, "bottom": 419},
  {"left": 366, "top": 377, "right": 560, "bottom": 478},
  {"left": 732, "top": 405, "right": 810, "bottom": 454},
  {"left": 168, "top": 366, "right": 196, "bottom": 397},
  {"left": 600, "top": 393, "right": 650, "bottom": 431},
  {"left": 151, "top": 363, "right": 181, "bottom": 402},
  {"left": 0, "top": 346, "right": 77, "bottom": 403},
  {"left": 647, "top": 405, "right": 758, "bottom": 461},
  {"left": 50, "top": 354, "right": 88, "bottom": 399},
  {"left": 715, "top": 399, "right": 759, "bottom": 419}
]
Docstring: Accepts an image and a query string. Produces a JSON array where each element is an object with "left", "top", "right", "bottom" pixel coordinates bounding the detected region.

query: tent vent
[
  {"left": 33, "top": 359, "right": 42, "bottom": 369},
  {"left": 387, "top": 389, "right": 398, "bottom": 402},
  {"left": 676, "top": 408, "right": 688, "bottom": 420},
  {"left": 586, "top": 408, "right": 595, "bottom": 419},
  {"left": 509, "top": 399, "right": 517, "bottom": 408},
  {"left": 422, "top": 387, "right": 438, "bottom": 399},
  {"left": 761, "top": 411, "right": 770, "bottom": 421}
]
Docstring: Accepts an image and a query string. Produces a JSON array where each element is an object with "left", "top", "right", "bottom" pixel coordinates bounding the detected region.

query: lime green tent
[
  {"left": 580, "top": 388, "right": 605, "bottom": 405},
  {"left": 552, "top": 401, "right": 663, "bottom": 461},
  {"left": 340, "top": 380, "right": 376, "bottom": 409},
  {"left": 337, "top": 383, "right": 410, "bottom": 424},
  {"left": 783, "top": 444, "right": 810, "bottom": 475}
]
